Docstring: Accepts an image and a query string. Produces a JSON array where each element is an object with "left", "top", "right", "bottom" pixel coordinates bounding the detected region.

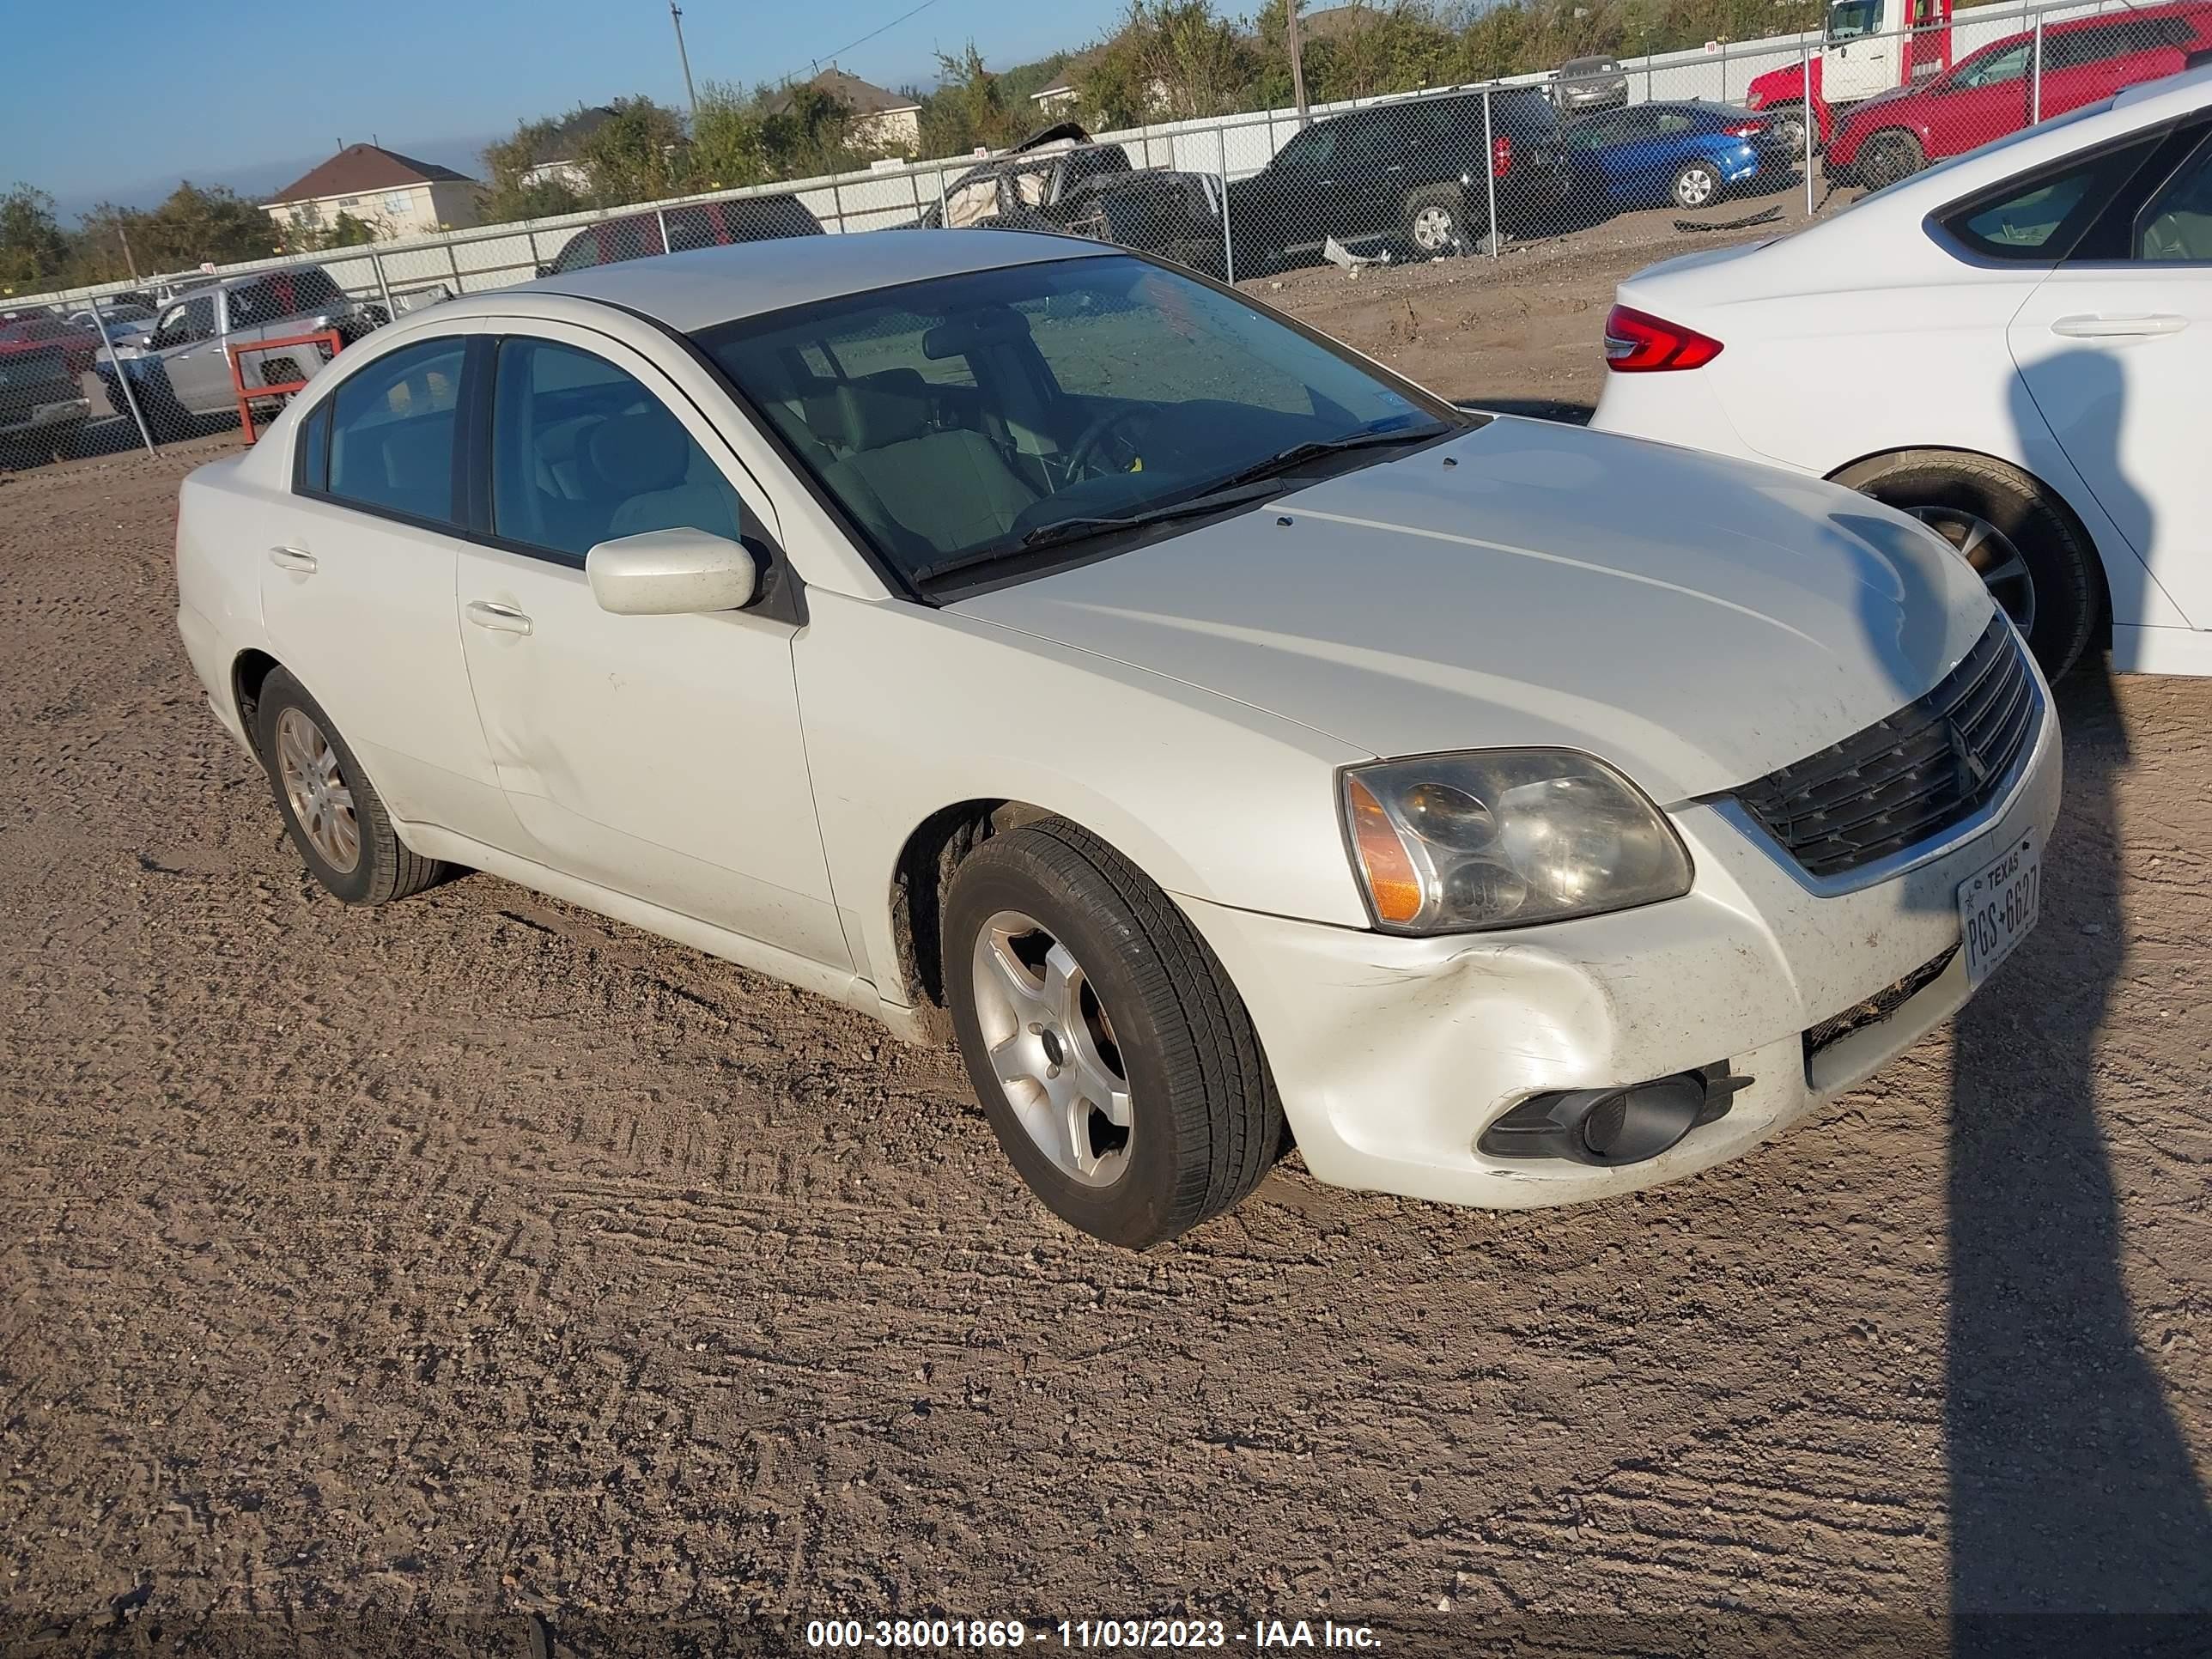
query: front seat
[
  {"left": 592, "top": 408, "right": 744, "bottom": 542},
  {"left": 811, "top": 382, "right": 1039, "bottom": 553}
]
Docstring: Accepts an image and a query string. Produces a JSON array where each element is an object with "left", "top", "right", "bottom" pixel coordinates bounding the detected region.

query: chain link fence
[{"left": 4, "top": 0, "right": 2195, "bottom": 476}]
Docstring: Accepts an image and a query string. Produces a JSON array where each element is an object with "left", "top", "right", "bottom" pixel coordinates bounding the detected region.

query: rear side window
[
  {"left": 2138, "top": 131, "right": 2212, "bottom": 261},
  {"left": 324, "top": 338, "right": 466, "bottom": 525},
  {"left": 1938, "top": 136, "right": 2160, "bottom": 259}
]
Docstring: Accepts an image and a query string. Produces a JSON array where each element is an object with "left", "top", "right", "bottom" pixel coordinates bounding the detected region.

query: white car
[
  {"left": 173, "top": 231, "right": 2058, "bottom": 1247},
  {"left": 1592, "top": 66, "right": 2212, "bottom": 682}
]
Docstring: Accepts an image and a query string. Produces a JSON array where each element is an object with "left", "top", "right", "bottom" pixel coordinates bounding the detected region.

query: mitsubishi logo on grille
[{"left": 1948, "top": 719, "right": 1990, "bottom": 789}]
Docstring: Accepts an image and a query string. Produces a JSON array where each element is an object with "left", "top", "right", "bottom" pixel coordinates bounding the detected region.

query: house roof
[
  {"left": 267, "top": 143, "right": 476, "bottom": 204},
  {"left": 1299, "top": 4, "right": 1381, "bottom": 42},
  {"left": 1030, "top": 47, "right": 1104, "bottom": 100},
  {"left": 784, "top": 68, "right": 921, "bottom": 117}
]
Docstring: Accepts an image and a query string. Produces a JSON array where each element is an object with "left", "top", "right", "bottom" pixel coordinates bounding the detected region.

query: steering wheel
[{"left": 1064, "top": 406, "right": 1155, "bottom": 480}]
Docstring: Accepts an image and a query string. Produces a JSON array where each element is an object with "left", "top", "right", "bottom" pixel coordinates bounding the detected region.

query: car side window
[
  {"left": 1957, "top": 42, "right": 2030, "bottom": 88},
  {"left": 1342, "top": 115, "right": 1398, "bottom": 168},
  {"left": 551, "top": 230, "right": 603, "bottom": 274},
  {"left": 489, "top": 337, "right": 744, "bottom": 562},
  {"left": 1942, "top": 137, "right": 2160, "bottom": 260},
  {"left": 158, "top": 296, "right": 216, "bottom": 345},
  {"left": 2137, "top": 134, "right": 2212, "bottom": 262},
  {"left": 1654, "top": 109, "right": 1696, "bottom": 137},
  {"left": 1274, "top": 123, "right": 1339, "bottom": 173},
  {"left": 323, "top": 337, "right": 467, "bottom": 525}
]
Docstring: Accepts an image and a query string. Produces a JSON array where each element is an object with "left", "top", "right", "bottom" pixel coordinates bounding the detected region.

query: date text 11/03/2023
[{"left": 803, "top": 1618, "right": 1383, "bottom": 1649}]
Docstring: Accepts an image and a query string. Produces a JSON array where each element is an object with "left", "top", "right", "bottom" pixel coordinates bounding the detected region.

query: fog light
[{"left": 1479, "top": 1069, "right": 1747, "bottom": 1167}]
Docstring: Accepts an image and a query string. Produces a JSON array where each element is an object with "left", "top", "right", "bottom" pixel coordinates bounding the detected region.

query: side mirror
[{"left": 586, "top": 526, "right": 757, "bottom": 616}]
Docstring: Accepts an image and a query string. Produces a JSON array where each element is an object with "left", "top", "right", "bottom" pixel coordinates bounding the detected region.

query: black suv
[{"left": 1226, "top": 87, "right": 1571, "bottom": 270}]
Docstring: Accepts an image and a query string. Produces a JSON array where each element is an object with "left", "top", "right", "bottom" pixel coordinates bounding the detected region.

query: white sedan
[
  {"left": 174, "top": 231, "right": 2058, "bottom": 1247},
  {"left": 1592, "top": 65, "right": 2212, "bottom": 681}
]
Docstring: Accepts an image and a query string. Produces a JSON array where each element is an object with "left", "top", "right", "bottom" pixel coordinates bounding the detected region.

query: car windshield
[
  {"left": 696, "top": 253, "right": 1457, "bottom": 586},
  {"left": 1826, "top": 0, "right": 1881, "bottom": 40}
]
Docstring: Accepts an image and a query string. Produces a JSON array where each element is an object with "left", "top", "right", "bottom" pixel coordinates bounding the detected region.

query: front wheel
[
  {"left": 944, "top": 820, "right": 1283, "bottom": 1248},
  {"left": 1834, "top": 453, "right": 2100, "bottom": 680},
  {"left": 1767, "top": 105, "right": 1811, "bottom": 157},
  {"left": 1860, "top": 130, "right": 1925, "bottom": 189}
]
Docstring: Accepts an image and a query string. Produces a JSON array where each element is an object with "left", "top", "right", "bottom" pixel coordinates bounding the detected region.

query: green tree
[
  {"left": 1079, "top": 2, "right": 1256, "bottom": 127},
  {"left": 0, "top": 183, "right": 70, "bottom": 289},
  {"left": 481, "top": 111, "right": 593, "bottom": 223},
  {"left": 125, "top": 183, "right": 280, "bottom": 270},
  {"left": 920, "top": 43, "right": 1027, "bottom": 157},
  {"left": 574, "top": 94, "right": 692, "bottom": 207}
]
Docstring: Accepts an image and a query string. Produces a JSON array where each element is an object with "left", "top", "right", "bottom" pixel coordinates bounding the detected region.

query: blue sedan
[{"left": 1565, "top": 101, "right": 1788, "bottom": 211}]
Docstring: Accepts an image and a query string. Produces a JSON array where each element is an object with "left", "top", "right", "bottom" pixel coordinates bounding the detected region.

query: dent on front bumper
[{"left": 1179, "top": 681, "right": 2063, "bottom": 1211}]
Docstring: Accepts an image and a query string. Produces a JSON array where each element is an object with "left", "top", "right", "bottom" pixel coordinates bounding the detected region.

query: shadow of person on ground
[{"left": 1947, "top": 355, "right": 2212, "bottom": 1649}]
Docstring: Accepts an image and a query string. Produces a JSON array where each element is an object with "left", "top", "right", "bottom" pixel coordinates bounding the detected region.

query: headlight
[{"left": 1340, "top": 750, "right": 1692, "bottom": 933}]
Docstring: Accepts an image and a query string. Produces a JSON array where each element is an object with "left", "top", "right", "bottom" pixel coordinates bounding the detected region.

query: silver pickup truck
[{"left": 96, "top": 264, "right": 386, "bottom": 440}]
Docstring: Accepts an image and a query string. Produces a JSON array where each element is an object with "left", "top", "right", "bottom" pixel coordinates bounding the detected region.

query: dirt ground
[{"left": 4, "top": 215, "right": 2211, "bottom": 1652}]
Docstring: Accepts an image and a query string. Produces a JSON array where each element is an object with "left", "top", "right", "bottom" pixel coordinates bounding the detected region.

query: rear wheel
[
  {"left": 254, "top": 668, "right": 449, "bottom": 904},
  {"left": 1671, "top": 161, "right": 1723, "bottom": 210},
  {"left": 1401, "top": 184, "right": 1474, "bottom": 256},
  {"left": 943, "top": 820, "right": 1283, "bottom": 1249},
  {"left": 1767, "top": 104, "right": 1811, "bottom": 157},
  {"left": 1860, "top": 129, "right": 1925, "bottom": 189},
  {"left": 1834, "top": 452, "right": 2100, "bottom": 680}
]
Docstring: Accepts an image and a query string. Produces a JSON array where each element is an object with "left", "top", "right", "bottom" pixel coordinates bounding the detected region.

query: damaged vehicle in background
[
  {"left": 916, "top": 122, "right": 1229, "bottom": 275},
  {"left": 172, "top": 231, "right": 2057, "bottom": 1249}
]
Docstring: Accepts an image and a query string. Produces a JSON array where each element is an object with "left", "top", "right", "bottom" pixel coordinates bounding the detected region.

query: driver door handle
[
  {"left": 465, "top": 599, "right": 533, "bottom": 635},
  {"left": 267, "top": 545, "right": 316, "bottom": 574},
  {"left": 2051, "top": 313, "right": 2187, "bottom": 338}
]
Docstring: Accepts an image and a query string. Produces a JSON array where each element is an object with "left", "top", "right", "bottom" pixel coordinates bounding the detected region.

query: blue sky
[{"left": 2, "top": 0, "right": 1139, "bottom": 217}]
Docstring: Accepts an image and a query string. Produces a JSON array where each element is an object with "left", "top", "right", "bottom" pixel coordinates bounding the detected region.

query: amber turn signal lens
[{"left": 1346, "top": 774, "right": 1425, "bottom": 925}]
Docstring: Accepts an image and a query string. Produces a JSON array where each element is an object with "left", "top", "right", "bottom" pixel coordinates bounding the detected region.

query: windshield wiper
[
  {"left": 1198, "top": 421, "right": 1451, "bottom": 495},
  {"left": 908, "top": 478, "right": 1288, "bottom": 584}
]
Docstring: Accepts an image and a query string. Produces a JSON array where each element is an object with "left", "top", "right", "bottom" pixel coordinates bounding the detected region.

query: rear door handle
[
  {"left": 465, "top": 599, "right": 533, "bottom": 635},
  {"left": 2051, "top": 313, "right": 2187, "bottom": 338},
  {"left": 267, "top": 545, "right": 316, "bottom": 574}
]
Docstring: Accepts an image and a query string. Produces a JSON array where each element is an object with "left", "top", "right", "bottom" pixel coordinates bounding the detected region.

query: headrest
[
  {"left": 923, "top": 307, "right": 1030, "bottom": 360},
  {"left": 588, "top": 408, "right": 690, "bottom": 494},
  {"left": 807, "top": 382, "right": 930, "bottom": 453}
]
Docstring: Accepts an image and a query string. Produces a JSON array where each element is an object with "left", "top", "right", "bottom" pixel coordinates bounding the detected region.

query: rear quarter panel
[{"left": 174, "top": 456, "right": 282, "bottom": 747}]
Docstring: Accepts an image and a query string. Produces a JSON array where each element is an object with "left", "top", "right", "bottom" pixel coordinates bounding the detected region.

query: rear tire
[
  {"left": 1768, "top": 105, "right": 1811, "bottom": 157},
  {"left": 943, "top": 819, "right": 1283, "bottom": 1249},
  {"left": 254, "top": 668, "right": 449, "bottom": 904},
  {"left": 1833, "top": 452, "right": 2100, "bottom": 680},
  {"left": 1401, "top": 183, "right": 1474, "bottom": 256},
  {"left": 1672, "top": 161, "right": 1723, "bottom": 210}
]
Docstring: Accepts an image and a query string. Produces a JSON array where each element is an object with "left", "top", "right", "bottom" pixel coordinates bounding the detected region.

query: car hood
[{"left": 953, "top": 418, "right": 1994, "bottom": 804}]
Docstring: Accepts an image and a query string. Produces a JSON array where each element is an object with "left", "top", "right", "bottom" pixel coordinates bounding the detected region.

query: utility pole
[
  {"left": 1285, "top": 0, "right": 1309, "bottom": 126},
  {"left": 669, "top": 0, "right": 699, "bottom": 118},
  {"left": 116, "top": 222, "right": 140, "bottom": 283}
]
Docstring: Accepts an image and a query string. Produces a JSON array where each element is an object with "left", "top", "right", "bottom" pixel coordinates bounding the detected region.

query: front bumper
[{"left": 1178, "top": 680, "right": 2063, "bottom": 1210}]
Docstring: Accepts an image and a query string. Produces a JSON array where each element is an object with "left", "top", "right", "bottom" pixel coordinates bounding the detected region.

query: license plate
[{"left": 1958, "top": 830, "right": 2039, "bottom": 988}]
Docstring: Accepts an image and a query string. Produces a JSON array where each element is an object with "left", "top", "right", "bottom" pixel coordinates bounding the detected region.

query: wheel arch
[
  {"left": 1826, "top": 444, "right": 2114, "bottom": 632},
  {"left": 231, "top": 647, "right": 283, "bottom": 763}
]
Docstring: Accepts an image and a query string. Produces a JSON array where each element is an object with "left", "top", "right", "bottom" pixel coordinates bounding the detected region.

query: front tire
[
  {"left": 254, "top": 668, "right": 449, "bottom": 903},
  {"left": 944, "top": 820, "right": 1283, "bottom": 1249},
  {"left": 1860, "top": 130, "right": 1924, "bottom": 189},
  {"left": 1834, "top": 452, "right": 2100, "bottom": 680}
]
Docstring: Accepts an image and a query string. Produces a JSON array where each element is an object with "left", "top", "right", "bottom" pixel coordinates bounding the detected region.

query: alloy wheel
[
  {"left": 275, "top": 706, "right": 361, "bottom": 873},
  {"left": 1675, "top": 167, "right": 1717, "bottom": 208},
  {"left": 1906, "top": 504, "right": 2039, "bottom": 638},
  {"left": 1412, "top": 205, "right": 1455, "bottom": 252},
  {"left": 969, "top": 909, "right": 1133, "bottom": 1188}
]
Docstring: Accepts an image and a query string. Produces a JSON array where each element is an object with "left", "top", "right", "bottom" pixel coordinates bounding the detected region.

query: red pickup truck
[{"left": 1828, "top": 2, "right": 2212, "bottom": 185}]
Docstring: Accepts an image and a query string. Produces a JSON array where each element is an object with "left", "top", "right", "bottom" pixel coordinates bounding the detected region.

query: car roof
[{"left": 514, "top": 228, "right": 1117, "bottom": 333}]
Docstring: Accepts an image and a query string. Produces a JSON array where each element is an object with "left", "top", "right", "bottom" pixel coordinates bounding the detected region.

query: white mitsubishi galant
[{"left": 174, "top": 231, "right": 2059, "bottom": 1247}]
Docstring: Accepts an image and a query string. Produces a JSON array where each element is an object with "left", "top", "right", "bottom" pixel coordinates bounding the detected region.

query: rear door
[
  {"left": 260, "top": 325, "right": 514, "bottom": 838},
  {"left": 2009, "top": 121, "right": 2212, "bottom": 626}
]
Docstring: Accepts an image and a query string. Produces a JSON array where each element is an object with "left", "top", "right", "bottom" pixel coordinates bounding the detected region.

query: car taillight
[
  {"left": 1602, "top": 305, "right": 1724, "bottom": 372},
  {"left": 1722, "top": 120, "right": 1767, "bottom": 137},
  {"left": 1492, "top": 134, "right": 1513, "bottom": 178}
]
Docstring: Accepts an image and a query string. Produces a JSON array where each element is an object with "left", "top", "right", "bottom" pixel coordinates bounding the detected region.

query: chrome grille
[{"left": 1736, "top": 617, "right": 2038, "bottom": 880}]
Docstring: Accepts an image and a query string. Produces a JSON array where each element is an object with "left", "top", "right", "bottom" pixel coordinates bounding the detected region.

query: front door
[
  {"left": 260, "top": 328, "right": 514, "bottom": 840},
  {"left": 455, "top": 323, "right": 848, "bottom": 969},
  {"left": 2009, "top": 126, "right": 2212, "bottom": 627},
  {"left": 151, "top": 294, "right": 231, "bottom": 414}
]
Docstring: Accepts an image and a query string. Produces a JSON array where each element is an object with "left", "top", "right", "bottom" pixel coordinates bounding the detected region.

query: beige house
[
  {"left": 264, "top": 145, "right": 482, "bottom": 242},
  {"left": 783, "top": 69, "right": 922, "bottom": 155}
]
